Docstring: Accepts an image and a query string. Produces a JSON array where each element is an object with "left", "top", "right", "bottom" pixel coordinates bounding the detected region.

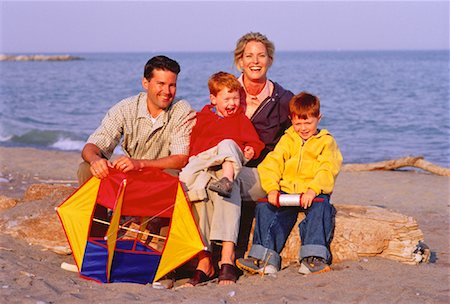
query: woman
[
  {"left": 184, "top": 32, "right": 293, "bottom": 287},
  {"left": 233, "top": 32, "right": 294, "bottom": 260},
  {"left": 235, "top": 32, "right": 294, "bottom": 167}
]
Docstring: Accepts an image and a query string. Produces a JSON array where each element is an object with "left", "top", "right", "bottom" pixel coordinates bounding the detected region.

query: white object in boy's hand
[{"left": 258, "top": 194, "right": 324, "bottom": 207}]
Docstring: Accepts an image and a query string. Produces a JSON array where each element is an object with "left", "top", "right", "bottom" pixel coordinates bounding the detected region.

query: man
[
  {"left": 77, "top": 56, "right": 195, "bottom": 289},
  {"left": 78, "top": 55, "right": 196, "bottom": 184}
]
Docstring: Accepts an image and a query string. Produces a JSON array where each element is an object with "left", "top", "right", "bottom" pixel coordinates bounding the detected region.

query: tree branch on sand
[{"left": 342, "top": 156, "right": 450, "bottom": 176}]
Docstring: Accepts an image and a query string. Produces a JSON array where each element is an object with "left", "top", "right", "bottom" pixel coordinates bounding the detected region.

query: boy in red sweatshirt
[{"left": 180, "top": 71, "right": 264, "bottom": 286}]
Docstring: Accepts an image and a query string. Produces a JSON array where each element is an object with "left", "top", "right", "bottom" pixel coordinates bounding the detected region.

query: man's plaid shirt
[{"left": 87, "top": 92, "right": 196, "bottom": 160}]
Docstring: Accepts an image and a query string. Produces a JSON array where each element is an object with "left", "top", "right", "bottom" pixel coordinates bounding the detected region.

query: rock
[
  {"left": 23, "top": 184, "right": 76, "bottom": 202},
  {"left": 288, "top": 204, "right": 427, "bottom": 266},
  {"left": 0, "top": 184, "right": 75, "bottom": 254},
  {"left": 0, "top": 195, "right": 18, "bottom": 210},
  {"left": 0, "top": 182, "right": 431, "bottom": 266},
  {"left": 0, "top": 207, "right": 71, "bottom": 254},
  {"left": 18, "top": 213, "right": 69, "bottom": 250},
  {"left": 0, "top": 54, "right": 83, "bottom": 61},
  {"left": 249, "top": 204, "right": 429, "bottom": 267},
  {"left": 48, "top": 246, "right": 72, "bottom": 255}
]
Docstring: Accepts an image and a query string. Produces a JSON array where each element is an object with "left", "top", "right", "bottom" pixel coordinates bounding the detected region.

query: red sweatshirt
[{"left": 189, "top": 105, "right": 265, "bottom": 159}]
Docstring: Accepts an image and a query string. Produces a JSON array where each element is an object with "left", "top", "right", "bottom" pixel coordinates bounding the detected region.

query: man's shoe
[
  {"left": 236, "top": 257, "right": 278, "bottom": 275},
  {"left": 298, "top": 256, "right": 331, "bottom": 275}
]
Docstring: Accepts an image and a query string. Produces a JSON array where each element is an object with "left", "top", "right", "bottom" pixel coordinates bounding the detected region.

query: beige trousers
[
  {"left": 180, "top": 139, "right": 246, "bottom": 250},
  {"left": 190, "top": 165, "right": 266, "bottom": 252},
  {"left": 77, "top": 161, "right": 92, "bottom": 186},
  {"left": 179, "top": 139, "right": 245, "bottom": 202}
]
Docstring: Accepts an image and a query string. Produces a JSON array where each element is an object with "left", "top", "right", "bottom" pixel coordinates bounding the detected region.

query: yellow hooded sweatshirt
[{"left": 257, "top": 127, "right": 343, "bottom": 196}]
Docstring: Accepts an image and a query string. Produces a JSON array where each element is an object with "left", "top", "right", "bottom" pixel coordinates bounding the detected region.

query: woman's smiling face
[{"left": 239, "top": 40, "right": 272, "bottom": 82}]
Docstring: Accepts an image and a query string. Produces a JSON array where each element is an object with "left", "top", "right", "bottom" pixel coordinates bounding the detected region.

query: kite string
[
  {"left": 126, "top": 203, "right": 175, "bottom": 227},
  {"left": 93, "top": 218, "right": 167, "bottom": 240},
  {"left": 100, "top": 203, "right": 176, "bottom": 240}
]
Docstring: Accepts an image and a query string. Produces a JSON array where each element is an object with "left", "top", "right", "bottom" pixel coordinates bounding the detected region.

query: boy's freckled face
[
  {"left": 210, "top": 88, "right": 240, "bottom": 117},
  {"left": 291, "top": 114, "right": 321, "bottom": 141}
]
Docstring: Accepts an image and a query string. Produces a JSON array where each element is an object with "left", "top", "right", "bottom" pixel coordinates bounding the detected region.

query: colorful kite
[{"left": 56, "top": 167, "right": 205, "bottom": 284}]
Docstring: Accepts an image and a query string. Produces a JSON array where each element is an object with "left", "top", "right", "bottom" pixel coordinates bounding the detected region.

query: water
[{"left": 1, "top": 51, "right": 449, "bottom": 167}]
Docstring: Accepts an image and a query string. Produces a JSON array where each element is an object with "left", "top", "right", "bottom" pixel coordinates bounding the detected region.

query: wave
[
  {"left": 50, "top": 138, "right": 86, "bottom": 151},
  {"left": 0, "top": 134, "right": 12, "bottom": 142},
  {"left": 0, "top": 129, "right": 86, "bottom": 151}
]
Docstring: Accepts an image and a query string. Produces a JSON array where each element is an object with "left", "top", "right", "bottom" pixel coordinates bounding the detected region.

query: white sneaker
[
  {"left": 236, "top": 257, "right": 278, "bottom": 275},
  {"left": 298, "top": 256, "right": 331, "bottom": 275},
  {"left": 263, "top": 264, "right": 278, "bottom": 274}
]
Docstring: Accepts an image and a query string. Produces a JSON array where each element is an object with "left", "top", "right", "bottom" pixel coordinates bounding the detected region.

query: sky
[{"left": 0, "top": 0, "right": 449, "bottom": 53}]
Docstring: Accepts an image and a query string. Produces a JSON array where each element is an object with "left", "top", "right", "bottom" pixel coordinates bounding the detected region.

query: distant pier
[{"left": 0, "top": 54, "right": 83, "bottom": 61}]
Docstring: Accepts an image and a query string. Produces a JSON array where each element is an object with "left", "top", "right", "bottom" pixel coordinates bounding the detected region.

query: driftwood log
[
  {"left": 342, "top": 156, "right": 450, "bottom": 176},
  {"left": 247, "top": 204, "right": 429, "bottom": 268}
]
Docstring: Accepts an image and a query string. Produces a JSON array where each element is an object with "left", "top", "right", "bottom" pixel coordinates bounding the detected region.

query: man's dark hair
[{"left": 143, "top": 55, "right": 181, "bottom": 80}]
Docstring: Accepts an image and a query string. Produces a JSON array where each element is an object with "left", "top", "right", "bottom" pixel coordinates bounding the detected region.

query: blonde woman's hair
[{"left": 233, "top": 32, "right": 275, "bottom": 71}]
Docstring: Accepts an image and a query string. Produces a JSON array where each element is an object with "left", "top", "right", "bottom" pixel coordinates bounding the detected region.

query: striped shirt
[{"left": 87, "top": 92, "right": 196, "bottom": 160}]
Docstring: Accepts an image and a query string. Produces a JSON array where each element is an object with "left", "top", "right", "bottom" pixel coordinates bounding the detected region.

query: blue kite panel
[{"left": 81, "top": 238, "right": 161, "bottom": 284}]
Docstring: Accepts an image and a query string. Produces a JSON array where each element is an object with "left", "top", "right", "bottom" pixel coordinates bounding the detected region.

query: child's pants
[
  {"left": 247, "top": 194, "right": 335, "bottom": 270},
  {"left": 179, "top": 139, "right": 245, "bottom": 250},
  {"left": 179, "top": 139, "right": 245, "bottom": 202},
  {"left": 191, "top": 183, "right": 242, "bottom": 251}
]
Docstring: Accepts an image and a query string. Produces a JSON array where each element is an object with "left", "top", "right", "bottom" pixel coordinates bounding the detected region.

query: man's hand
[
  {"left": 267, "top": 190, "right": 279, "bottom": 206},
  {"left": 112, "top": 156, "right": 141, "bottom": 173},
  {"left": 90, "top": 158, "right": 113, "bottom": 179},
  {"left": 243, "top": 146, "right": 255, "bottom": 160},
  {"left": 300, "top": 189, "right": 317, "bottom": 208}
]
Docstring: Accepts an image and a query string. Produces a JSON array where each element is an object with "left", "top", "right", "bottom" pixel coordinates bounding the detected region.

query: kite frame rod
[{"left": 92, "top": 218, "right": 167, "bottom": 240}]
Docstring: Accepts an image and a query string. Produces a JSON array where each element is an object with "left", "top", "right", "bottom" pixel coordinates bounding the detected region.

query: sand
[{"left": 0, "top": 146, "right": 449, "bottom": 303}]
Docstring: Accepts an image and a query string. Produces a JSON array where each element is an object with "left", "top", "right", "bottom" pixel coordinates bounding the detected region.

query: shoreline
[{"left": 0, "top": 146, "right": 449, "bottom": 303}]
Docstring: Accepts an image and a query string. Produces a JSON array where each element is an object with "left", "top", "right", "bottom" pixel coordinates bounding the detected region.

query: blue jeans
[{"left": 247, "top": 194, "right": 335, "bottom": 270}]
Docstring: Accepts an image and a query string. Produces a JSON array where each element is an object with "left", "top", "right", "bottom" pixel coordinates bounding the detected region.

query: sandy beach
[{"left": 0, "top": 146, "right": 449, "bottom": 303}]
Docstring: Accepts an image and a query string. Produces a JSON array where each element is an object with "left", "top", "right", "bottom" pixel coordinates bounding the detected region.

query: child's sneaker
[
  {"left": 298, "top": 256, "right": 331, "bottom": 275},
  {"left": 236, "top": 257, "right": 278, "bottom": 275},
  {"left": 208, "top": 177, "right": 233, "bottom": 197}
]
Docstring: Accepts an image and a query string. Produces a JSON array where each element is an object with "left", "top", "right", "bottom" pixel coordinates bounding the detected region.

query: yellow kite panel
[
  {"left": 106, "top": 180, "right": 126, "bottom": 282},
  {"left": 56, "top": 177, "right": 101, "bottom": 269},
  {"left": 154, "top": 183, "right": 205, "bottom": 281}
]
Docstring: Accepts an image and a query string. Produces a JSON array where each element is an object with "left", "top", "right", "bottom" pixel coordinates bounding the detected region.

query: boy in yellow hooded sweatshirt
[{"left": 236, "top": 91, "right": 343, "bottom": 275}]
